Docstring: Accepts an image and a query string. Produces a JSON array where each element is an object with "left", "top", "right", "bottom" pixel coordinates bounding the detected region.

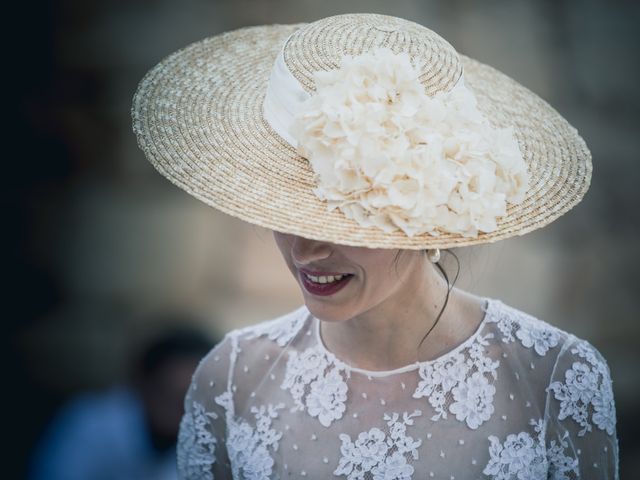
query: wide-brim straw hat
[{"left": 132, "top": 13, "right": 591, "bottom": 250}]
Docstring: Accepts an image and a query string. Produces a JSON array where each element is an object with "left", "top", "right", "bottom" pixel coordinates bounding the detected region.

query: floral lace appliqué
[
  {"left": 334, "top": 410, "right": 422, "bottom": 480},
  {"left": 224, "top": 401, "right": 284, "bottom": 479},
  {"left": 177, "top": 401, "right": 218, "bottom": 480},
  {"left": 246, "top": 307, "right": 307, "bottom": 347},
  {"left": 483, "top": 419, "right": 578, "bottom": 480},
  {"left": 489, "top": 303, "right": 560, "bottom": 356},
  {"left": 413, "top": 333, "right": 499, "bottom": 429},
  {"left": 548, "top": 341, "right": 616, "bottom": 436},
  {"left": 281, "top": 346, "right": 348, "bottom": 427}
]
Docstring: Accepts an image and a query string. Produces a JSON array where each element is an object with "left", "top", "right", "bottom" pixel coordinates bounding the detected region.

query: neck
[{"left": 319, "top": 263, "right": 485, "bottom": 371}]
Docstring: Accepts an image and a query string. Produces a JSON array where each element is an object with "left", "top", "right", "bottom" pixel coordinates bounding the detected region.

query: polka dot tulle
[{"left": 177, "top": 299, "right": 619, "bottom": 479}]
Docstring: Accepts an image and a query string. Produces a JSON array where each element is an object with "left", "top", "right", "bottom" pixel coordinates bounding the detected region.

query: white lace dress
[{"left": 176, "top": 298, "right": 618, "bottom": 479}]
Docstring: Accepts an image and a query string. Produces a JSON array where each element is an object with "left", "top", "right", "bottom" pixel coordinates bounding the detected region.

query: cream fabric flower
[{"left": 292, "top": 48, "right": 529, "bottom": 237}]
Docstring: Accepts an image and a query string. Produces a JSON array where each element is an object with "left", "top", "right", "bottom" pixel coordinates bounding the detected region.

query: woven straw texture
[{"left": 132, "top": 14, "right": 592, "bottom": 249}]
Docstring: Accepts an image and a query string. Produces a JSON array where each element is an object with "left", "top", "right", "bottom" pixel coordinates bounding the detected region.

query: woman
[{"left": 132, "top": 14, "right": 618, "bottom": 479}]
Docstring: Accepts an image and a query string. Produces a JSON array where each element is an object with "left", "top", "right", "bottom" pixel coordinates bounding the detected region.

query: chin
[{"left": 303, "top": 298, "right": 354, "bottom": 323}]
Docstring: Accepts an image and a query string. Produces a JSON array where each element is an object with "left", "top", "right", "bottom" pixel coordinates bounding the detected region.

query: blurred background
[{"left": 9, "top": 0, "right": 639, "bottom": 478}]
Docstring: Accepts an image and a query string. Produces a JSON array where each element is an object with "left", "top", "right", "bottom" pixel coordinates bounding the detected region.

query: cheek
[
  {"left": 359, "top": 252, "right": 415, "bottom": 295},
  {"left": 351, "top": 253, "right": 400, "bottom": 296},
  {"left": 272, "top": 231, "right": 289, "bottom": 252},
  {"left": 360, "top": 267, "right": 396, "bottom": 302},
  {"left": 351, "top": 250, "right": 398, "bottom": 280},
  {"left": 273, "top": 232, "right": 295, "bottom": 270}
]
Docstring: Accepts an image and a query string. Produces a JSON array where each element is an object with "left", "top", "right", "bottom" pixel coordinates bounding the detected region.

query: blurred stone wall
[{"left": 11, "top": 0, "right": 640, "bottom": 477}]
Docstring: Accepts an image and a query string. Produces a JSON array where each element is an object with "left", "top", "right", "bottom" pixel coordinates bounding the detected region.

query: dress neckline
[{"left": 312, "top": 297, "right": 493, "bottom": 377}]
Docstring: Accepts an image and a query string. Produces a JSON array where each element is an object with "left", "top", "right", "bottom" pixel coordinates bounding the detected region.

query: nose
[{"left": 290, "top": 235, "right": 333, "bottom": 266}]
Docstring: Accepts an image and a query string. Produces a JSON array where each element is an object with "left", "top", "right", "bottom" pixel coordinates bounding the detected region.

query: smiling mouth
[
  {"left": 302, "top": 272, "right": 352, "bottom": 284},
  {"left": 298, "top": 269, "right": 354, "bottom": 296}
]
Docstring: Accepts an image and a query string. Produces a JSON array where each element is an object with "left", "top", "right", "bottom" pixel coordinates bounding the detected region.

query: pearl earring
[{"left": 427, "top": 248, "right": 441, "bottom": 263}]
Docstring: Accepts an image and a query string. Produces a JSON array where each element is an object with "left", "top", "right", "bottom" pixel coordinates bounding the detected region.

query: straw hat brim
[{"left": 132, "top": 24, "right": 591, "bottom": 250}]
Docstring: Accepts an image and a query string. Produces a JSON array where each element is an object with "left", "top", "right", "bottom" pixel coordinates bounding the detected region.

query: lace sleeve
[
  {"left": 177, "top": 334, "right": 237, "bottom": 480},
  {"left": 544, "top": 336, "right": 619, "bottom": 479}
]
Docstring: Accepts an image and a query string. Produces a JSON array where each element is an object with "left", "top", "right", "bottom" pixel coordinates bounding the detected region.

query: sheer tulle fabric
[{"left": 177, "top": 299, "right": 618, "bottom": 479}]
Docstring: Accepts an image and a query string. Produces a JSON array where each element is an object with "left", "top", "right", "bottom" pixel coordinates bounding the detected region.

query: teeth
[{"left": 305, "top": 273, "right": 346, "bottom": 284}]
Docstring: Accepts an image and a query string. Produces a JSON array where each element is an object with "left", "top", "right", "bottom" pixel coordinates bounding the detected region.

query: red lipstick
[{"left": 298, "top": 268, "right": 353, "bottom": 297}]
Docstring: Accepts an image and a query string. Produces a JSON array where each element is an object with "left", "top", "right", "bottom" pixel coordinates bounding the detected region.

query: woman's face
[{"left": 273, "top": 232, "right": 425, "bottom": 322}]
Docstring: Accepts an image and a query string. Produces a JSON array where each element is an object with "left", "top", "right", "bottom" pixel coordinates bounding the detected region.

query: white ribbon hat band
[{"left": 262, "top": 47, "right": 311, "bottom": 148}]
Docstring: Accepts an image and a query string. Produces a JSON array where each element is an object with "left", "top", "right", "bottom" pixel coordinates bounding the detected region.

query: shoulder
[
  {"left": 484, "top": 298, "right": 616, "bottom": 424},
  {"left": 485, "top": 298, "right": 610, "bottom": 361},
  {"left": 192, "top": 305, "right": 311, "bottom": 382},
  {"left": 51, "top": 388, "right": 141, "bottom": 429},
  {"left": 485, "top": 298, "right": 572, "bottom": 357},
  {"left": 484, "top": 298, "right": 613, "bottom": 389},
  {"left": 235, "top": 304, "right": 311, "bottom": 347},
  {"left": 31, "top": 388, "right": 143, "bottom": 469},
  {"left": 484, "top": 298, "right": 615, "bottom": 432},
  {"left": 546, "top": 331, "right": 616, "bottom": 437}
]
